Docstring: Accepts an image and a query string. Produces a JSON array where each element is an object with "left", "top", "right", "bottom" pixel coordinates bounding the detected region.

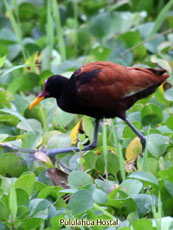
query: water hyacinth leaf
[
  {"left": 128, "top": 171, "right": 158, "bottom": 187},
  {"left": 68, "top": 189, "right": 93, "bottom": 215},
  {"left": 158, "top": 167, "right": 173, "bottom": 182},
  {"left": 0, "top": 134, "right": 8, "bottom": 142},
  {"left": 15, "top": 173, "right": 36, "bottom": 196},
  {"left": 164, "top": 181, "right": 173, "bottom": 196},
  {"left": 0, "top": 90, "right": 13, "bottom": 109},
  {"left": 123, "top": 122, "right": 142, "bottom": 139},
  {"left": 92, "top": 188, "right": 107, "bottom": 203},
  {"left": 126, "top": 137, "right": 142, "bottom": 161},
  {"left": 95, "top": 152, "right": 119, "bottom": 176},
  {"left": 164, "top": 88, "right": 173, "bottom": 101},
  {"left": 154, "top": 217, "right": 173, "bottom": 230},
  {"left": 0, "top": 108, "right": 33, "bottom": 132},
  {"left": 70, "top": 120, "right": 81, "bottom": 145},
  {"left": 119, "top": 179, "right": 143, "bottom": 196},
  {"left": 37, "top": 186, "right": 62, "bottom": 200},
  {"left": 147, "top": 134, "right": 168, "bottom": 158},
  {"left": 82, "top": 151, "right": 98, "bottom": 170},
  {"left": 90, "top": 12, "right": 111, "bottom": 38},
  {"left": 83, "top": 117, "right": 94, "bottom": 143},
  {"left": 17, "top": 119, "right": 42, "bottom": 133},
  {"left": 16, "top": 188, "right": 29, "bottom": 206},
  {"left": 22, "top": 131, "right": 42, "bottom": 149},
  {"left": 0, "top": 55, "right": 6, "bottom": 68},
  {"left": 9, "top": 180, "right": 17, "bottom": 222},
  {"left": 55, "top": 107, "right": 74, "bottom": 128},
  {"left": 0, "top": 28, "right": 17, "bottom": 45},
  {"left": 47, "top": 133, "right": 71, "bottom": 149},
  {"left": 121, "top": 30, "right": 146, "bottom": 57},
  {"left": 18, "top": 72, "right": 39, "bottom": 92},
  {"left": 0, "top": 153, "right": 28, "bottom": 177},
  {"left": 130, "top": 0, "right": 154, "bottom": 13},
  {"left": 21, "top": 217, "right": 43, "bottom": 230},
  {"left": 149, "top": 0, "right": 173, "bottom": 37},
  {"left": 28, "top": 198, "right": 51, "bottom": 218},
  {"left": 91, "top": 46, "right": 111, "bottom": 61},
  {"left": 141, "top": 104, "right": 163, "bottom": 126},
  {"left": 166, "top": 116, "right": 173, "bottom": 130},
  {"left": 132, "top": 219, "right": 153, "bottom": 230},
  {"left": 68, "top": 171, "right": 92, "bottom": 189},
  {"left": 145, "top": 158, "right": 159, "bottom": 176},
  {"left": 133, "top": 194, "right": 155, "bottom": 218},
  {"left": 41, "top": 130, "right": 60, "bottom": 145},
  {"left": 34, "top": 152, "right": 54, "bottom": 168},
  {"left": 12, "top": 94, "right": 29, "bottom": 115},
  {"left": 0, "top": 200, "right": 9, "bottom": 220}
]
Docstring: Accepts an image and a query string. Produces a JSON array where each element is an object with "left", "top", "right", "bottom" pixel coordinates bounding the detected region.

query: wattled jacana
[{"left": 29, "top": 61, "right": 169, "bottom": 156}]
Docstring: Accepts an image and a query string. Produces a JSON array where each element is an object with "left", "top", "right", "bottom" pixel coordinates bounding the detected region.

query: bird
[{"left": 29, "top": 61, "right": 169, "bottom": 156}]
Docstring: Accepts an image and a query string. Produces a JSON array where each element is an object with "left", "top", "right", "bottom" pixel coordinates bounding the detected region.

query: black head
[{"left": 29, "top": 75, "right": 68, "bottom": 109}]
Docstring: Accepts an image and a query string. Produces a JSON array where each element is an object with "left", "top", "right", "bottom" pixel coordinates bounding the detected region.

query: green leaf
[
  {"left": 12, "top": 94, "right": 29, "bottom": 115},
  {"left": 37, "top": 186, "right": 62, "bottom": 200},
  {"left": 166, "top": 116, "right": 173, "bottom": 130},
  {"left": 95, "top": 153, "right": 119, "bottom": 176},
  {"left": 145, "top": 158, "right": 159, "bottom": 176},
  {"left": 17, "top": 119, "right": 42, "bottom": 133},
  {"left": 0, "top": 200, "right": 9, "bottom": 220},
  {"left": 121, "top": 30, "right": 146, "bottom": 57},
  {"left": 47, "top": 133, "right": 71, "bottom": 149},
  {"left": 0, "top": 64, "right": 38, "bottom": 78},
  {"left": 68, "top": 171, "right": 92, "bottom": 189},
  {"left": 16, "top": 188, "right": 29, "bottom": 206},
  {"left": 141, "top": 104, "right": 163, "bottom": 126},
  {"left": 29, "top": 198, "right": 50, "bottom": 217},
  {"left": 119, "top": 179, "right": 143, "bottom": 196},
  {"left": 132, "top": 219, "right": 153, "bottom": 230},
  {"left": 133, "top": 194, "right": 154, "bottom": 217},
  {"left": 68, "top": 189, "right": 93, "bottom": 215},
  {"left": 90, "top": 12, "right": 111, "bottom": 38},
  {"left": 15, "top": 173, "right": 36, "bottom": 196},
  {"left": 0, "top": 223, "right": 9, "bottom": 230},
  {"left": 149, "top": 0, "right": 173, "bottom": 37},
  {"left": 0, "top": 55, "right": 7, "bottom": 68},
  {"left": 22, "top": 132, "right": 41, "bottom": 149},
  {"left": 107, "top": 190, "right": 137, "bottom": 213},
  {"left": 9, "top": 180, "right": 17, "bottom": 222},
  {"left": 128, "top": 171, "right": 158, "bottom": 187},
  {"left": 158, "top": 167, "right": 173, "bottom": 182},
  {"left": 0, "top": 90, "right": 13, "bottom": 109},
  {"left": 83, "top": 117, "right": 94, "bottom": 142},
  {"left": 54, "top": 107, "right": 74, "bottom": 128},
  {"left": 147, "top": 134, "right": 168, "bottom": 158},
  {"left": 123, "top": 121, "right": 141, "bottom": 139},
  {"left": 21, "top": 217, "right": 43, "bottom": 230},
  {"left": 0, "top": 153, "right": 28, "bottom": 177},
  {"left": 130, "top": 0, "right": 154, "bottom": 13},
  {"left": 0, "top": 108, "right": 33, "bottom": 132},
  {"left": 165, "top": 88, "right": 173, "bottom": 101}
]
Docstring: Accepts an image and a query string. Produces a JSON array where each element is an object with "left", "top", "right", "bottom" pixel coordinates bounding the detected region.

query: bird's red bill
[{"left": 29, "top": 96, "right": 45, "bottom": 109}]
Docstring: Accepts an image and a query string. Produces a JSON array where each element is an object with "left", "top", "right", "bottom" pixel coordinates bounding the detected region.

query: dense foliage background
[{"left": 0, "top": 0, "right": 173, "bottom": 229}]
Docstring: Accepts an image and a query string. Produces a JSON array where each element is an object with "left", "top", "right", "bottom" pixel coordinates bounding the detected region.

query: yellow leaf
[
  {"left": 25, "top": 52, "right": 41, "bottom": 74},
  {"left": 125, "top": 137, "right": 142, "bottom": 161},
  {"left": 34, "top": 151, "right": 53, "bottom": 168},
  {"left": 70, "top": 120, "right": 82, "bottom": 146}
]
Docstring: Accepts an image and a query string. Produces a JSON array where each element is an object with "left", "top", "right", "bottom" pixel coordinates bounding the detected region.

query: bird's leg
[
  {"left": 124, "top": 118, "right": 146, "bottom": 152},
  {"left": 45, "top": 119, "right": 99, "bottom": 156}
]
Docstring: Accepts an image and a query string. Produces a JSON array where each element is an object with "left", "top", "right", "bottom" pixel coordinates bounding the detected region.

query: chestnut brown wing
[{"left": 73, "top": 62, "right": 169, "bottom": 106}]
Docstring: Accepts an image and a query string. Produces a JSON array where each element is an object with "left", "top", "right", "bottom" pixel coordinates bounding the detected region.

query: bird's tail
[{"left": 146, "top": 68, "right": 169, "bottom": 80}]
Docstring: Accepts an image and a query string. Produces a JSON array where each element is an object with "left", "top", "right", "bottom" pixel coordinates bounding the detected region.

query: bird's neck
[{"left": 51, "top": 75, "right": 69, "bottom": 99}]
